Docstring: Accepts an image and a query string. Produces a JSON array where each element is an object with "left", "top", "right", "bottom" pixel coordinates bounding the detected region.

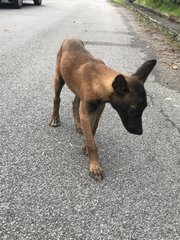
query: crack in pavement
[{"left": 159, "top": 109, "right": 180, "bottom": 134}]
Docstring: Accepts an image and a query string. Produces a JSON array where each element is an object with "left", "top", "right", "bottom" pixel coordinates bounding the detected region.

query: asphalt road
[{"left": 0, "top": 0, "right": 180, "bottom": 239}]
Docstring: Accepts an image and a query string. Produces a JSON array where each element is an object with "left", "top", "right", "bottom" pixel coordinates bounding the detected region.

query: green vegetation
[
  {"left": 112, "top": 0, "right": 180, "bottom": 43},
  {"left": 135, "top": 0, "right": 180, "bottom": 17},
  {"left": 112, "top": 0, "right": 180, "bottom": 16},
  {"left": 112, "top": 0, "right": 130, "bottom": 7}
]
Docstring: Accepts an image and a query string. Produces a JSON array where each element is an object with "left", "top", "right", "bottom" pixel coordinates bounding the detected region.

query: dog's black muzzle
[
  {"left": 111, "top": 104, "right": 144, "bottom": 135},
  {"left": 121, "top": 116, "right": 143, "bottom": 135},
  {"left": 125, "top": 125, "right": 143, "bottom": 135}
]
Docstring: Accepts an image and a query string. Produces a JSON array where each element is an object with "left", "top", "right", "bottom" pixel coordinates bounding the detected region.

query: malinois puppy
[{"left": 49, "top": 39, "right": 156, "bottom": 180}]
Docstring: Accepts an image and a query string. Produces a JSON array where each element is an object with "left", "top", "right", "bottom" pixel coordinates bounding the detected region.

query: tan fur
[{"left": 49, "top": 38, "right": 156, "bottom": 180}]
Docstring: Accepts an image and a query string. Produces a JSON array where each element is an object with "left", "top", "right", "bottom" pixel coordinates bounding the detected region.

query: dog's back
[
  {"left": 60, "top": 39, "right": 93, "bottom": 67},
  {"left": 58, "top": 39, "right": 108, "bottom": 97}
]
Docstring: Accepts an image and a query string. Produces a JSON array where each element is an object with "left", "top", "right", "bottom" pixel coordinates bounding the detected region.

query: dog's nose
[
  {"left": 128, "top": 127, "right": 143, "bottom": 135},
  {"left": 135, "top": 129, "right": 143, "bottom": 135}
]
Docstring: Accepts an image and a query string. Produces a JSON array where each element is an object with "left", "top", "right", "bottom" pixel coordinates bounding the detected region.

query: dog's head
[{"left": 110, "top": 60, "right": 156, "bottom": 135}]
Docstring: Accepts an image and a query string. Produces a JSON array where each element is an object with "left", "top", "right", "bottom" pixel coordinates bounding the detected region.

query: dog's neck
[{"left": 90, "top": 63, "right": 131, "bottom": 102}]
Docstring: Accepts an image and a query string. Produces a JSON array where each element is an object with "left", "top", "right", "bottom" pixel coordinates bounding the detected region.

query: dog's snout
[{"left": 127, "top": 126, "right": 143, "bottom": 135}]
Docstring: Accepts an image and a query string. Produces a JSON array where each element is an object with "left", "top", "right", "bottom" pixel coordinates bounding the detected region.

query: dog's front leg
[{"left": 80, "top": 101, "right": 104, "bottom": 180}]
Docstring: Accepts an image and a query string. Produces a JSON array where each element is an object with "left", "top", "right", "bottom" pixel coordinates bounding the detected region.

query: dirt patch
[{"left": 169, "top": 15, "right": 180, "bottom": 23}]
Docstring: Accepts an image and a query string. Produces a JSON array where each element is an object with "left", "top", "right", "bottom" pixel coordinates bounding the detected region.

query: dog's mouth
[
  {"left": 126, "top": 127, "right": 143, "bottom": 135},
  {"left": 121, "top": 119, "right": 143, "bottom": 135}
]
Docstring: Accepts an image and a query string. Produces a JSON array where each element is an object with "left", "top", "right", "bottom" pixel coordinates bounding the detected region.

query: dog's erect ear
[
  {"left": 132, "top": 59, "right": 157, "bottom": 83},
  {"left": 112, "top": 74, "right": 128, "bottom": 95}
]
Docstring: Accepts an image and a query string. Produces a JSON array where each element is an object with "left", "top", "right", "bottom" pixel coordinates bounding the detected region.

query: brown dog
[{"left": 49, "top": 39, "right": 156, "bottom": 180}]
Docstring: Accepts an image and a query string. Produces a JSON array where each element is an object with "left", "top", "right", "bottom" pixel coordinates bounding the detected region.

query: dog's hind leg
[
  {"left": 49, "top": 52, "right": 65, "bottom": 127},
  {"left": 72, "top": 95, "right": 83, "bottom": 134}
]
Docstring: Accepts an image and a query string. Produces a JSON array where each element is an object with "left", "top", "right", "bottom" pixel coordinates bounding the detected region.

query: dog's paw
[
  {"left": 76, "top": 127, "right": 83, "bottom": 134},
  {"left": 82, "top": 146, "right": 88, "bottom": 156},
  {"left": 49, "top": 116, "right": 60, "bottom": 127},
  {"left": 89, "top": 161, "right": 104, "bottom": 180}
]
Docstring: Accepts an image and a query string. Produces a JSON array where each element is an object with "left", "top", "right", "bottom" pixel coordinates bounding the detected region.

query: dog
[{"left": 49, "top": 39, "right": 156, "bottom": 180}]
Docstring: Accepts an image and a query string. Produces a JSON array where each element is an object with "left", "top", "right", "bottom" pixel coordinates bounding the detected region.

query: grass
[
  {"left": 112, "top": 0, "right": 180, "bottom": 45},
  {"left": 111, "top": 0, "right": 130, "bottom": 8},
  {"left": 135, "top": 0, "right": 180, "bottom": 17},
  {"left": 112, "top": 0, "right": 180, "bottom": 17}
]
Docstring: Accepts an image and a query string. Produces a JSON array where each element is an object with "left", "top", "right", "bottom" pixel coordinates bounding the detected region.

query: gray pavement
[{"left": 0, "top": 0, "right": 180, "bottom": 239}]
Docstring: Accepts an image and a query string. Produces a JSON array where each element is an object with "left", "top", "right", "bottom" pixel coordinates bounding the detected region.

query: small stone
[{"left": 172, "top": 65, "right": 178, "bottom": 70}]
